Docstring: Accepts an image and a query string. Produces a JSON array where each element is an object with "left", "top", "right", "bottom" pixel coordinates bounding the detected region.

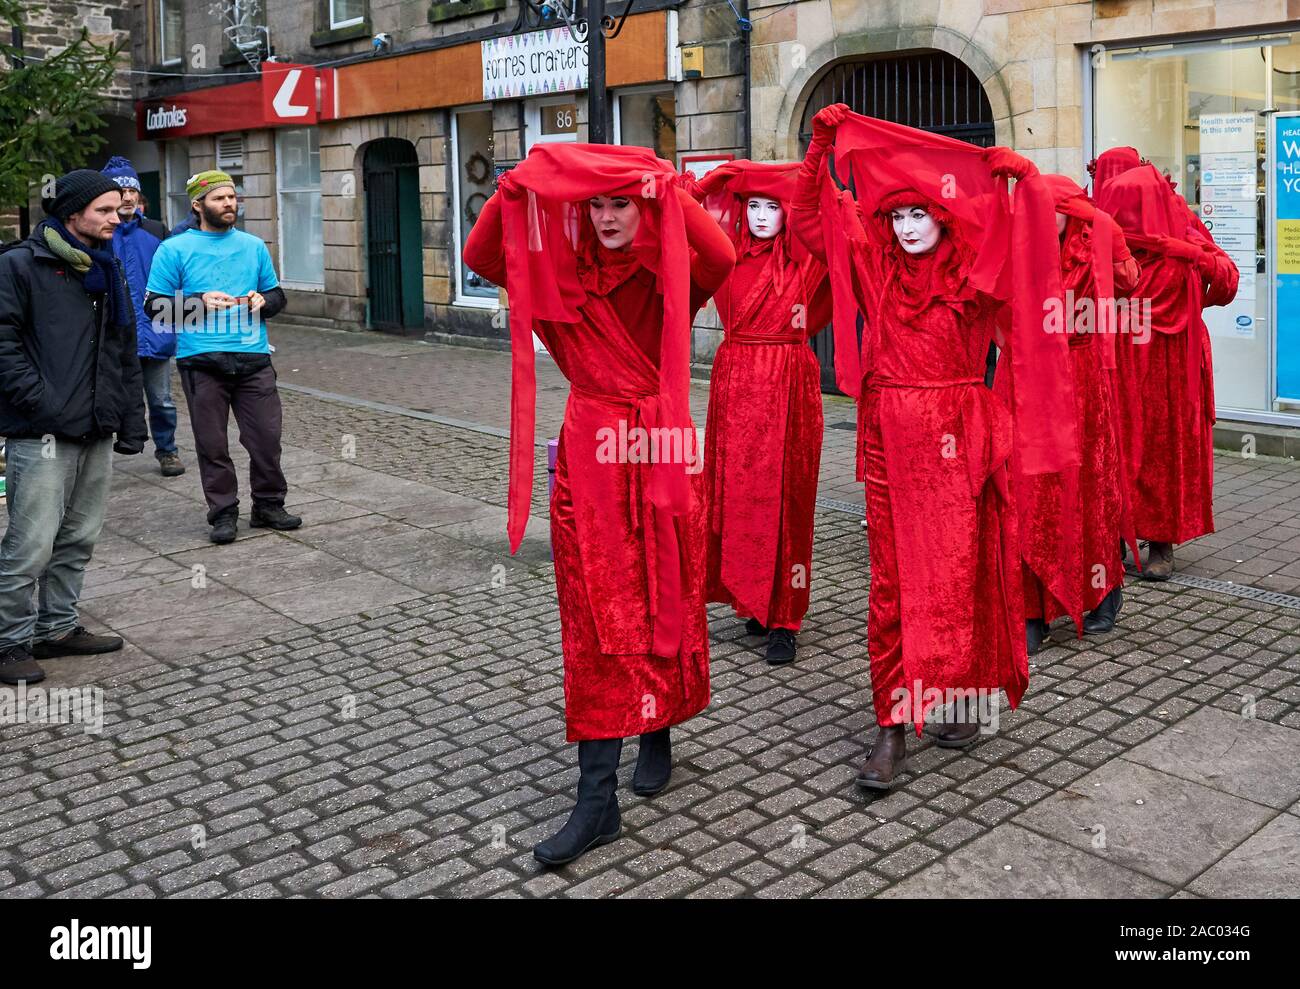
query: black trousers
[{"left": 178, "top": 360, "right": 287, "bottom": 522}]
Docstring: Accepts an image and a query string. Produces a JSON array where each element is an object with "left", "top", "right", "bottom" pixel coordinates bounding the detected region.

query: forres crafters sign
[{"left": 482, "top": 26, "right": 589, "bottom": 100}]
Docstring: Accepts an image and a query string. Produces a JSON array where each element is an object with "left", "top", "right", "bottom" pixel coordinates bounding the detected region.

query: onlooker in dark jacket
[
  {"left": 0, "top": 170, "right": 147, "bottom": 686},
  {"left": 169, "top": 212, "right": 199, "bottom": 238},
  {"left": 145, "top": 169, "right": 297, "bottom": 545},
  {"left": 103, "top": 156, "right": 186, "bottom": 478}
]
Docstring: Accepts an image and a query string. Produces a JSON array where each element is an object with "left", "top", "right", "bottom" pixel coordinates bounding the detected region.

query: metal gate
[
  {"left": 364, "top": 139, "right": 423, "bottom": 332},
  {"left": 798, "top": 51, "right": 996, "bottom": 392}
]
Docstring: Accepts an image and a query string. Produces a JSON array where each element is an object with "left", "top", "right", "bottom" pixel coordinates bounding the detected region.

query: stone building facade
[
  {"left": 123, "top": 0, "right": 1300, "bottom": 422},
  {"left": 130, "top": 0, "right": 747, "bottom": 357}
]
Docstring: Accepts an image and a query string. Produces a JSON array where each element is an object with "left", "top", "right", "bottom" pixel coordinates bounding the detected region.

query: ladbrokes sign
[
  {"left": 144, "top": 105, "right": 188, "bottom": 131},
  {"left": 134, "top": 64, "right": 334, "bottom": 140}
]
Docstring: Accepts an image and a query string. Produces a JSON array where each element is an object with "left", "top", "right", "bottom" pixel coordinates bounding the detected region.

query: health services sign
[{"left": 1275, "top": 113, "right": 1300, "bottom": 402}]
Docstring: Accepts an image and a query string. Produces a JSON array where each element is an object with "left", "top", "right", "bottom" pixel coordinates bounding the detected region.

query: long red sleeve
[
  {"left": 1188, "top": 228, "right": 1240, "bottom": 307},
  {"left": 790, "top": 140, "right": 830, "bottom": 262},
  {"left": 462, "top": 192, "right": 508, "bottom": 289},
  {"left": 680, "top": 186, "right": 735, "bottom": 310}
]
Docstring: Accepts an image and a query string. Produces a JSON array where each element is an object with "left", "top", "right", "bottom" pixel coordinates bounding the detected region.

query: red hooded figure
[
  {"left": 791, "top": 105, "right": 1080, "bottom": 788},
  {"left": 462, "top": 143, "right": 735, "bottom": 867},
  {"left": 995, "top": 174, "right": 1140, "bottom": 645},
  {"left": 1098, "top": 164, "right": 1238, "bottom": 578},
  {"left": 690, "top": 161, "right": 832, "bottom": 663}
]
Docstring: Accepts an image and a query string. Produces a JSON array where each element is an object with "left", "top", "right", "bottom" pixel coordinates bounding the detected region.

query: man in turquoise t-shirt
[{"left": 145, "top": 169, "right": 301, "bottom": 544}]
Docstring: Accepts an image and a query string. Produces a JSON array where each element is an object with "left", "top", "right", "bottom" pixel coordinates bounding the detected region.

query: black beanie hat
[{"left": 41, "top": 169, "right": 123, "bottom": 221}]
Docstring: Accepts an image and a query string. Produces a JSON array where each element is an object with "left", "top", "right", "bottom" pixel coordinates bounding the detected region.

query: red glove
[
  {"left": 1153, "top": 235, "right": 1201, "bottom": 262},
  {"left": 676, "top": 171, "right": 705, "bottom": 202},
  {"left": 983, "top": 146, "right": 1038, "bottom": 181},
  {"left": 812, "top": 103, "right": 851, "bottom": 145}
]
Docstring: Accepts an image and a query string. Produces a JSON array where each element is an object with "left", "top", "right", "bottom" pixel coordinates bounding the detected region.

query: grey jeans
[{"left": 0, "top": 436, "right": 113, "bottom": 649}]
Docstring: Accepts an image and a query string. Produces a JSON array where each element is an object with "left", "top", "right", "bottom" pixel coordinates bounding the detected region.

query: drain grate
[
  {"left": 816, "top": 496, "right": 864, "bottom": 516},
  {"left": 1124, "top": 564, "right": 1300, "bottom": 611}
]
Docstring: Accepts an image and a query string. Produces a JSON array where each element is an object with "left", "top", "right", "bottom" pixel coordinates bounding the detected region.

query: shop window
[
  {"left": 616, "top": 87, "right": 676, "bottom": 161},
  {"left": 277, "top": 127, "right": 324, "bottom": 286},
  {"left": 164, "top": 141, "right": 191, "bottom": 229},
  {"left": 452, "top": 107, "right": 497, "bottom": 304},
  {"left": 157, "top": 0, "right": 183, "bottom": 65},
  {"left": 1093, "top": 33, "right": 1293, "bottom": 415},
  {"left": 330, "top": 0, "right": 365, "bottom": 29}
]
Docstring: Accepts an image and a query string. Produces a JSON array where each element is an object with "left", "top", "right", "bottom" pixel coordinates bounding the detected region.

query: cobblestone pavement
[{"left": 1, "top": 325, "right": 1298, "bottom": 899}]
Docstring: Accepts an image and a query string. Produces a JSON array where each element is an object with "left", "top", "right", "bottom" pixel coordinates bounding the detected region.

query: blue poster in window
[{"left": 1277, "top": 114, "right": 1300, "bottom": 402}]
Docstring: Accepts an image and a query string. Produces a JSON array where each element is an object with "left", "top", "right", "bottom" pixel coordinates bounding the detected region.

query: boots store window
[
  {"left": 615, "top": 86, "right": 676, "bottom": 161},
  {"left": 164, "top": 140, "right": 191, "bottom": 229},
  {"left": 276, "top": 126, "right": 324, "bottom": 287},
  {"left": 1092, "top": 30, "right": 1300, "bottom": 421},
  {"left": 452, "top": 106, "right": 497, "bottom": 306}
]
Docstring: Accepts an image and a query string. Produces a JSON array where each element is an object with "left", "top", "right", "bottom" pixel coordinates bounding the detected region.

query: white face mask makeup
[
  {"left": 746, "top": 196, "right": 784, "bottom": 240},
  {"left": 890, "top": 206, "right": 942, "bottom": 255},
  {"left": 589, "top": 195, "right": 641, "bottom": 250}
]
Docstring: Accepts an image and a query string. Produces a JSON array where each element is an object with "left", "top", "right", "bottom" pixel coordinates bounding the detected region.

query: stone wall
[{"left": 751, "top": 0, "right": 1300, "bottom": 183}]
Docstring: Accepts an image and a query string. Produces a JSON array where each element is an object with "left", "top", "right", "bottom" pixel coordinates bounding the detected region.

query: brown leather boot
[
  {"left": 855, "top": 724, "right": 908, "bottom": 791},
  {"left": 1143, "top": 541, "right": 1174, "bottom": 581},
  {"left": 924, "top": 696, "right": 982, "bottom": 748}
]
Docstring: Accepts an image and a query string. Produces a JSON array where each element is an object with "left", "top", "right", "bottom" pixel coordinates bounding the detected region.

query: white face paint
[
  {"left": 1056, "top": 212, "right": 1068, "bottom": 236},
  {"left": 746, "top": 196, "right": 784, "bottom": 240},
  {"left": 890, "top": 206, "right": 942, "bottom": 255},
  {"left": 589, "top": 195, "right": 640, "bottom": 250}
]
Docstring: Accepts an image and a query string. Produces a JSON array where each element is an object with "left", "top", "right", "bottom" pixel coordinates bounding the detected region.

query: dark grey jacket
[{"left": 0, "top": 223, "right": 147, "bottom": 450}]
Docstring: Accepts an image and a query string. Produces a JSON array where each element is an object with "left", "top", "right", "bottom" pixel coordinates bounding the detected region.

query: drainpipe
[{"left": 739, "top": 0, "right": 751, "bottom": 158}]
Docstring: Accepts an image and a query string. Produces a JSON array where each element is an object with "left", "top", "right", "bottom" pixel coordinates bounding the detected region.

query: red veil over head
[
  {"left": 867, "top": 185, "right": 980, "bottom": 325},
  {"left": 816, "top": 111, "right": 1078, "bottom": 475},
  {"left": 1088, "top": 146, "right": 1143, "bottom": 200},
  {"left": 1041, "top": 173, "right": 1122, "bottom": 365},
  {"left": 1098, "top": 162, "right": 1211, "bottom": 405},
  {"left": 496, "top": 143, "right": 692, "bottom": 552},
  {"left": 694, "top": 160, "right": 809, "bottom": 294}
]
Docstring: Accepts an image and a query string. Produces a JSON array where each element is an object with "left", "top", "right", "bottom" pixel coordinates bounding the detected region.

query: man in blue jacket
[{"left": 102, "top": 156, "right": 186, "bottom": 477}]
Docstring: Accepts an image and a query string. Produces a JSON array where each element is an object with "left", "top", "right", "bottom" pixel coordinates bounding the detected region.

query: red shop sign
[{"left": 136, "top": 64, "right": 335, "bottom": 140}]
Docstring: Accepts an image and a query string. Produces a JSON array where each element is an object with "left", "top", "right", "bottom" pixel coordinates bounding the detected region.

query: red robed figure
[
  {"left": 462, "top": 143, "right": 735, "bottom": 741},
  {"left": 791, "top": 108, "right": 1079, "bottom": 732},
  {"left": 1098, "top": 164, "right": 1238, "bottom": 547},
  {"left": 995, "top": 174, "right": 1141, "bottom": 627},
  {"left": 690, "top": 161, "right": 833, "bottom": 632}
]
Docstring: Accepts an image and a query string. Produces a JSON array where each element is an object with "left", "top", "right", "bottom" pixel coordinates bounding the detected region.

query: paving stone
[
  {"left": 879, "top": 824, "right": 1172, "bottom": 898},
  {"left": 1013, "top": 760, "right": 1273, "bottom": 886}
]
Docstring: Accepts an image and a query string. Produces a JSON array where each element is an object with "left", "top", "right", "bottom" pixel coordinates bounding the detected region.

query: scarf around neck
[{"left": 41, "top": 218, "right": 129, "bottom": 328}]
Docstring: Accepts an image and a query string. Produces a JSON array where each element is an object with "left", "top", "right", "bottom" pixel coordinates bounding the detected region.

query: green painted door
[{"left": 364, "top": 139, "right": 424, "bottom": 333}]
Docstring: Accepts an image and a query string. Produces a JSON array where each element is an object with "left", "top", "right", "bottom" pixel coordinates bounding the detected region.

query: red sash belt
[
  {"left": 572, "top": 384, "right": 685, "bottom": 660},
  {"left": 725, "top": 332, "right": 806, "bottom": 346}
]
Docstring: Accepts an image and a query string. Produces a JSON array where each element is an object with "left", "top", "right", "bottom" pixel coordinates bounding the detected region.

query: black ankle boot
[
  {"left": 632, "top": 727, "right": 672, "bottom": 796},
  {"left": 1026, "top": 618, "right": 1049, "bottom": 656},
  {"left": 1083, "top": 585, "right": 1123, "bottom": 634},
  {"left": 534, "top": 737, "right": 623, "bottom": 867}
]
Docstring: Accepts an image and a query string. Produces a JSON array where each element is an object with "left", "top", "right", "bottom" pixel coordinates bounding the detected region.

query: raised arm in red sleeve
[
  {"left": 679, "top": 185, "right": 736, "bottom": 311},
  {"left": 462, "top": 191, "right": 508, "bottom": 289},
  {"left": 1108, "top": 215, "right": 1140, "bottom": 296}
]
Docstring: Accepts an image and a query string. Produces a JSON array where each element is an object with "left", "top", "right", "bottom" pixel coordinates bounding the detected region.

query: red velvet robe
[
  {"left": 1099, "top": 166, "right": 1239, "bottom": 545},
  {"left": 703, "top": 229, "right": 832, "bottom": 631},
  {"left": 463, "top": 162, "right": 735, "bottom": 741},
  {"left": 997, "top": 185, "right": 1141, "bottom": 624},
  {"left": 791, "top": 116, "right": 1078, "bottom": 733}
]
